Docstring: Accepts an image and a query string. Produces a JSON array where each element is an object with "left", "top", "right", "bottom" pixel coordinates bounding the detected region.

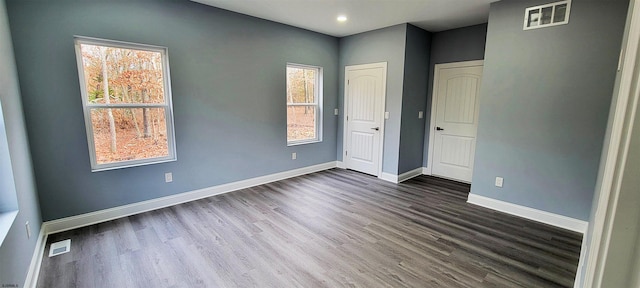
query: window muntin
[
  {"left": 286, "top": 64, "right": 322, "bottom": 145},
  {"left": 75, "top": 37, "right": 176, "bottom": 171}
]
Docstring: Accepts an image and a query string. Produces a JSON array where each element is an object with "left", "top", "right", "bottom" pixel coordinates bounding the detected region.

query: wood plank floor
[{"left": 37, "top": 169, "right": 582, "bottom": 287}]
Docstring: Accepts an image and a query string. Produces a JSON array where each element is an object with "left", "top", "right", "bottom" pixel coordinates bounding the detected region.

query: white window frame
[
  {"left": 74, "top": 36, "right": 177, "bottom": 172},
  {"left": 523, "top": 0, "right": 571, "bottom": 30},
  {"left": 286, "top": 63, "right": 323, "bottom": 146}
]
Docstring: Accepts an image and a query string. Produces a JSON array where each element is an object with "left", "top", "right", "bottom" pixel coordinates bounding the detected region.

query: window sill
[
  {"left": 91, "top": 157, "right": 177, "bottom": 172},
  {"left": 287, "top": 140, "right": 322, "bottom": 146},
  {"left": 0, "top": 210, "right": 18, "bottom": 247}
]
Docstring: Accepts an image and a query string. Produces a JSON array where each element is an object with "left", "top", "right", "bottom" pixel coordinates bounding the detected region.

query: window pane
[
  {"left": 90, "top": 108, "right": 168, "bottom": 164},
  {"left": 286, "top": 67, "right": 316, "bottom": 104},
  {"left": 287, "top": 105, "right": 316, "bottom": 142},
  {"left": 553, "top": 4, "right": 567, "bottom": 23},
  {"left": 527, "top": 9, "right": 540, "bottom": 27},
  {"left": 80, "top": 44, "right": 165, "bottom": 105},
  {"left": 541, "top": 6, "right": 553, "bottom": 25}
]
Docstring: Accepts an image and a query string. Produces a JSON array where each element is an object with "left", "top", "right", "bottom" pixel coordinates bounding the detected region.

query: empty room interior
[{"left": 2, "top": 0, "right": 640, "bottom": 287}]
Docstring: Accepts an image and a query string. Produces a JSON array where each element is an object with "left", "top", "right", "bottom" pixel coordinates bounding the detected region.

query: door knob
[
  {"left": 436, "top": 127, "right": 444, "bottom": 131},
  {"left": 371, "top": 127, "right": 380, "bottom": 131}
]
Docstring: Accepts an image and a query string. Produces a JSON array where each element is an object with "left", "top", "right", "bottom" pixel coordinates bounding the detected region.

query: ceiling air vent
[
  {"left": 49, "top": 239, "right": 71, "bottom": 257},
  {"left": 524, "top": 0, "right": 571, "bottom": 30}
]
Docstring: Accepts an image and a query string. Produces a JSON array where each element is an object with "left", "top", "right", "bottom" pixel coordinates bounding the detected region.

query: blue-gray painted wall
[
  {"left": 6, "top": 0, "right": 339, "bottom": 221},
  {"left": 398, "top": 24, "right": 431, "bottom": 174},
  {"left": 471, "top": 0, "right": 629, "bottom": 220},
  {"left": 422, "top": 24, "right": 487, "bottom": 167},
  {"left": 0, "top": 0, "right": 42, "bottom": 285},
  {"left": 338, "top": 24, "right": 407, "bottom": 174}
]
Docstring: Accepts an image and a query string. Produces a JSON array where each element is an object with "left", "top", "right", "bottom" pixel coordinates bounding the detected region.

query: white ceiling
[{"left": 191, "top": 0, "right": 499, "bottom": 37}]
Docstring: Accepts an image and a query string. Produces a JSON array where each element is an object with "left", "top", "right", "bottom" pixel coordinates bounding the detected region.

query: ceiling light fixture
[{"left": 337, "top": 15, "right": 348, "bottom": 22}]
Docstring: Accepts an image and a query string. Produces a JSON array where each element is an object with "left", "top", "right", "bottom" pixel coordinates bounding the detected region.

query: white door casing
[
  {"left": 428, "top": 60, "right": 483, "bottom": 183},
  {"left": 343, "top": 62, "right": 387, "bottom": 176}
]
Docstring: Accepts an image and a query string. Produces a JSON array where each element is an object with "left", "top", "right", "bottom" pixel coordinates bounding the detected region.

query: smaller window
[
  {"left": 524, "top": 1, "right": 571, "bottom": 30},
  {"left": 286, "top": 64, "right": 323, "bottom": 145}
]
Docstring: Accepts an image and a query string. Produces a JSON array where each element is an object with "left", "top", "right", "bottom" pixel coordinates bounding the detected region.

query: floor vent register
[{"left": 48, "top": 239, "right": 71, "bottom": 257}]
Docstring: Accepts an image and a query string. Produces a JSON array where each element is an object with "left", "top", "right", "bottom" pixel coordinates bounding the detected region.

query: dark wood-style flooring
[{"left": 37, "top": 169, "right": 582, "bottom": 287}]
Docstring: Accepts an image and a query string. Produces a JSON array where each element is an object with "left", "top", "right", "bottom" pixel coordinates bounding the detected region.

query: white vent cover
[
  {"left": 524, "top": 0, "right": 571, "bottom": 30},
  {"left": 49, "top": 239, "right": 71, "bottom": 257}
]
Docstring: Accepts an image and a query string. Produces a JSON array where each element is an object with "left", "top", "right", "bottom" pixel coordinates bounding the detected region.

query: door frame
[
  {"left": 342, "top": 62, "right": 387, "bottom": 177},
  {"left": 425, "top": 60, "right": 484, "bottom": 178},
  {"left": 581, "top": 0, "right": 640, "bottom": 286}
]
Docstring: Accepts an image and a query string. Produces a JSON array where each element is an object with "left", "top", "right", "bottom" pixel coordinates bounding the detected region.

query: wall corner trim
[
  {"left": 467, "top": 193, "right": 588, "bottom": 234},
  {"left": 399, "top": 167, "right": 423, "bottom": 182},
  {"left": 422, "top": 166, "right": 431, "bottom": 175},
  {"left": 379, "top": 172, "right": 398, "bottom": 183},
  {"left": 379, "top": 167, "right": 423, "bottom": 184},
  {"left": 43, "top": 161, "right": 338, "bottom": 235},
  {"left": 336, "top": 161, "right": 346, "bottom": 169},
  {"left": 24, "top": 225, "right": 47, "bottom": 288}
]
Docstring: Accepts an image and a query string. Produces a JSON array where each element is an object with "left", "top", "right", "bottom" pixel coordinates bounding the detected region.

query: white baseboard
[
  {"left": 467, "top": 193, "right": 588, "bottom": 234},
  {"left": 336, "top": 161, "right": 346, "bottom": 169},
  {"left": 44, "top": 161, "right": 338, "bottom": 235},
  {"left": 24, "top": 225, "right": 47, "bottom": 288},
  {"left": 574, "top": 229, "right": 589, "bottom": 288},
  {"left": 398, "top": 167, "right": 424, "bottom": 182},
  {"left": 422, "top": 166, "right": 431, "bottom": 175},
  {"left": 379, "top": 172, "right": 397, "bottom": 183},
  {"left": 379, "top": 167, "right": 423, "bottom": 184}
]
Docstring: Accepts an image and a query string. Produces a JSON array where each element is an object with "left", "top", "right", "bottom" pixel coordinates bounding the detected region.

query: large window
[
  {"left": 286, "top": 64, "right": 322, "bottom": 145},
  {"left": 74, "top": 37, "right": 176, "bottom": 171}
]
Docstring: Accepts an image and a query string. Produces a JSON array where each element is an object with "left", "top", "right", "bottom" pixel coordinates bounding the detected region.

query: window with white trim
[
  {"left": 524, "top": 0, "right": 571, "bottom": 30},
  {"left": 74, "top": 37, "right": 176, "bottom": 171},
  {"left": 286, "top": 64, "right": 322, "bottom": 145}
]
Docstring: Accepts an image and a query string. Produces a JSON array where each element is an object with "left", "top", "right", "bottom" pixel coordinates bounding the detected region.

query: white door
[
  {"left": 430, "top": 61, "right": 483, "bottom": 182},
  {"left": 344, "top": 63, "right": 386, "bottom": 176}
]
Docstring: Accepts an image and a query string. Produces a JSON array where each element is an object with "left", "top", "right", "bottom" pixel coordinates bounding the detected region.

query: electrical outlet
[
  {"left": 292, "top": 152, "right": 297, "bottom": 160},
  {"left": 165, "top": 172, "right": 173, "bottom": 183},
  {"left": 384, "top": 112, "right": 390, "bottom": 119},
  {"left": 334, "top": 108, "right": 339, "bottom": 115},
  {"left": 495, "top": 177, "right": 504, "bottom": 188},
  {"left": 418, "top": 111, "right": 424, "bottom": 119},
  {"left": 25, "top": 221, "right": 31, "bottom": 239}
]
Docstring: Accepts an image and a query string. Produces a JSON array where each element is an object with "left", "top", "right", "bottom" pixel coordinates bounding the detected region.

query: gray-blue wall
[
  {"left": 399, "top": 24, "right": 431, "bottom": 174},
  {"left": 422, "top": 24, "right": 487, "bottom": 167},
  {"left": 6, "top": 0, "right": 339, "bottom": 221},
  {"left": 0, "top": 0, "right": 42, "bottom": 285},
  {"left": 470, "top": 0, "right": 629, "bottom": 220},
  {"left": 338, "top": 24, "right": 407, "bottom": 174}
]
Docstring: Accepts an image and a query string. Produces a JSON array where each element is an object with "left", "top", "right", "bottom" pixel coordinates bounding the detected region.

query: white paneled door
[
  {"left": 431, "top": 62, "right": 483, "bottom": 182},
  {"left": 344, "top": 63, "right": 386, "bottom": 176}
]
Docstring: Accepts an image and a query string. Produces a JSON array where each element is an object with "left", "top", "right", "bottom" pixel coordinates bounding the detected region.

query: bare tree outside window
[
  {"left": 286, "top": 64, "right": 322, "bottom": 145},
  {"left": 75, "top": 38, "right": 176, "bottom": 171}
]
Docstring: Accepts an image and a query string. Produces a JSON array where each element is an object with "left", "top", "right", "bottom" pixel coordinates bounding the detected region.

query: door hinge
[
  {"left": 346, "top": 115, "right": 349, "bottom": 121},
  {"left": 348, "top": 80, "right": 350, "bottom": 85},
  {"left": 345, "top": 151, "right": 348, "bottom": 156}
]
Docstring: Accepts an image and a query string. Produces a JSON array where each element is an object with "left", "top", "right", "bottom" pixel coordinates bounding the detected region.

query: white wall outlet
[
  {"left": 25, "top": 221, "right": 31, "bottom": 239},
  {"left": 334, "top": 108, "right": 339, "bottom": 115},
  {"left": 292, "top": 152, "right": 297, "bottom": 160},
  {"left": 384, "top": 112, "right": 390, "bottom": 119},
  {"left": 495, "top": 177, "right": 504, "bottom": 188},
  {"left": 418, "top": 111, "right": 424, "bottom": 119},
  {"left": 165, "top": 172, "right": 173, "bottom": 183}
]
